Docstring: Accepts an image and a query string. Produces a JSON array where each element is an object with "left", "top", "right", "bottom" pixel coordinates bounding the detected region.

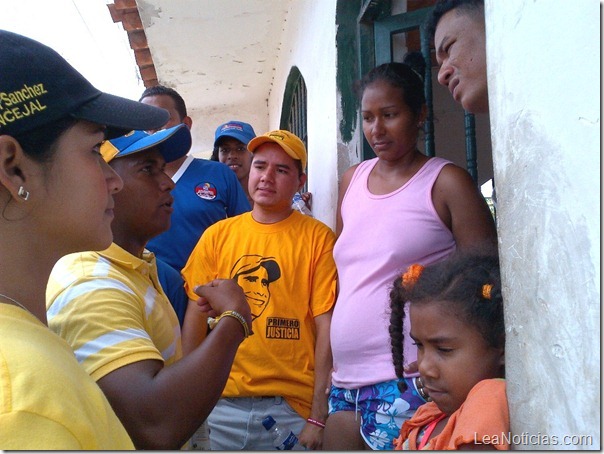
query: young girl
[{"left": 389, "top": 253, "right": 509, "bottom": 450}]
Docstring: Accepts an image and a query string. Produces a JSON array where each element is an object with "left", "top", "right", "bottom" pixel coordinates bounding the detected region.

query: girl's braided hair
[{"left": 389, "top": 252, "right": 504, "bottom": 393}]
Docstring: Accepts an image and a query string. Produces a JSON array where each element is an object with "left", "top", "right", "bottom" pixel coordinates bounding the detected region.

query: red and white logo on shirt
[{"left": 195, "top": 182, "right": 217, "bottom": 200}]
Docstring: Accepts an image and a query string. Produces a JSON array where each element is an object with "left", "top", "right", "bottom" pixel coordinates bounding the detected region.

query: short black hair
[
  {"left": 139, "top": 85, "right": 188, "bottom": 120},
  {"left": 426, "top": 0, "right": 485, "bottom": 38}
]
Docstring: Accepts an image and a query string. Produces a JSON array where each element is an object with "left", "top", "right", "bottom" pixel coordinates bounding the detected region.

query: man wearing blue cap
[
  {"left": 211, "top": 120, "right": 257, "bottom": 206},
  {"left": 139, "top": 86, "right": 251, "bottom": 276},
  {"left": 46, "top": 125, "right": 252, "bottom": 450}
]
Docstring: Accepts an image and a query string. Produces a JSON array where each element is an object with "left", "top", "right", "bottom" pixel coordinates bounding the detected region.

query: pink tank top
[{"left": 331, "top": 157, "right": 456, "bottom": 388}]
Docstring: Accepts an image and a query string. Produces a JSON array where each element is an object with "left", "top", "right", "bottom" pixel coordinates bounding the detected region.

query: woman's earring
[{"left": 17, "top": 186, "right": 29, "bottom": 201}]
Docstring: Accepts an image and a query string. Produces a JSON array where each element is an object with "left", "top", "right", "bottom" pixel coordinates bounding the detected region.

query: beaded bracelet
[
  {"left": 207, "top": 310, "right": 252, "bottom": 338},
  {"left": 306, "top": 418, "right": 326, "bottom": 429}
]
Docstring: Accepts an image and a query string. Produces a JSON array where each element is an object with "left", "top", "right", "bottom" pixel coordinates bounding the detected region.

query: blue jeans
[{"left": 208, "top": 396, "right": 306, "bottom": 450}]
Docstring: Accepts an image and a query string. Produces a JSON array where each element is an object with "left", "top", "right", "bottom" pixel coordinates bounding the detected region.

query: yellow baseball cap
[{"left": 247, "top": 129, "right": 307, "bottom": 171}]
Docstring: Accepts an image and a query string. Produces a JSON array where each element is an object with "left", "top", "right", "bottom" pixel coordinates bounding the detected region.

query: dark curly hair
[{"left": 389, "top": 251, "right": 504, "bottom": 393}]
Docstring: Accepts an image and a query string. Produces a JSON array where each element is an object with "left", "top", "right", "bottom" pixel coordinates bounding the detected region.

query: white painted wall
[
  {"left": 139, "top": 0, "right": 288, "bottom": 158},
  {"left": 486, "top": 0, "right": 600, "bottom": 448},
  {"left": 0, "top": 0, "right": 145, "bottom": 101},
  {"left": 266, "top": 0, "right": 339, "bottom": 229}
]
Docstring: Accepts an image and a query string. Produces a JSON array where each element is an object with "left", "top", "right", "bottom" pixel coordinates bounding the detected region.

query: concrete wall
[
  {"left": 267, "top": 0, "right": 339, "bottom": 229},
  {"left": 139, "top": 0, "right": 286, "bottom": 158},
  {"left": 486, "top": 0, "right": 600, "bottom": 448}
]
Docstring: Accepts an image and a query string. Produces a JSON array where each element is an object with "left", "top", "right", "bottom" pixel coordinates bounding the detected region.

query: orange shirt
[{"left": 394, "top": 379, "right": 510, "bottom": 450}]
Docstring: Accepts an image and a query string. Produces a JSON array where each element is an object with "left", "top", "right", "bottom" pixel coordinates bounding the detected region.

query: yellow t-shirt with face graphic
[{"left": 182, "top": 211, "right": 336, "bottom": 418}]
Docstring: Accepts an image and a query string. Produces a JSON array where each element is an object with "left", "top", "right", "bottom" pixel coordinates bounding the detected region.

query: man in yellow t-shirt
[{"left": 182, "top": 130, "right": 336, "bottom": 450}]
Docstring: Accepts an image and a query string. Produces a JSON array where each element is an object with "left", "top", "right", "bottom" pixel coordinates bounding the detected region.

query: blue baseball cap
[
  {"left": 214, "top": 120, "right": 256, "bottom": 147},
  {"left": 100, "top": 124, "right": 192, "bottom": 163}
]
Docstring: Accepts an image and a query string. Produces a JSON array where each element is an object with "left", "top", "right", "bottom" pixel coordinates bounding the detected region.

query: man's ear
[
  {"left": 0, "top": 136, "right": 28, "bottom": 200},
  {"left": 183, "top": 115, "right": 193, "bottom": 129},
  {"left": 297, "top": 172, "right": 307, "bottom": 191}
]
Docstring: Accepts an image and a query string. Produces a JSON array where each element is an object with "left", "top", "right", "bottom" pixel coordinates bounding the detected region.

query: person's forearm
[
  {"left": 308, "top": 313, "right": 332, "bottom": 422},
  {"left": 152, "top": 317, "right": 244, "bottom": 446},
  {"left": 110, "top": 317, "right": 245, "bottom": 449},
  {"left": 181, "top": 299, "right": 208, "bottom": 354},
  {"left": 297, "top": 312, "right": 332, "bottom": 449}
]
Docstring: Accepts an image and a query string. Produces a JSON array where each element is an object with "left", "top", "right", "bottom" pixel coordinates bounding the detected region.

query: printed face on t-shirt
[{"left": 230, "top": 255, "right": 281, "bottom": 320}]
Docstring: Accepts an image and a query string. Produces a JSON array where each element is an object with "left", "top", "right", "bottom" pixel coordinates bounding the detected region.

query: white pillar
[{"left": 486, "top": 0, "right": 600, "bottom": 449}]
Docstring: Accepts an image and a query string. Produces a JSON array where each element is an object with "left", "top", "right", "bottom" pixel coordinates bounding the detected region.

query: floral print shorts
[{"left": 328, "top": 378, "right": 426, "bottom": 450}]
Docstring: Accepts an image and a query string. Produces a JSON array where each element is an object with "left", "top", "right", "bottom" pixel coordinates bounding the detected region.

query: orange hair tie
[
  {"left": 402, "top": 264, "right": 424, "bottom": 290},
  {"left": 482, "top": 284, "right": 493, "bottom": 300}
]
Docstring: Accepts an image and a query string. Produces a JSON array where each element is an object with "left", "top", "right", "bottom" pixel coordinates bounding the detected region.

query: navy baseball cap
[
  {"left": 0, "top": 30, "right": 169, "bottom": 139},
  {"left": 100, "top": 124, "right": 192, "bottom": 163},
  {"left": 214, "top": 120, "right": 256, "bottom": 147}
]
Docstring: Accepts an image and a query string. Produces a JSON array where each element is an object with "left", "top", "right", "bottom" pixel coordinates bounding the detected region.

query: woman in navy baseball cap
[{"left": 0, "top": 30, "right": 170, "bottom": 449}]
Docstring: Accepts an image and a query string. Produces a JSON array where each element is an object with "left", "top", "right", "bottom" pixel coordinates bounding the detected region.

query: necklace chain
[{"left": 0, "top": 292, "right": 32, "bottom": 315}]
